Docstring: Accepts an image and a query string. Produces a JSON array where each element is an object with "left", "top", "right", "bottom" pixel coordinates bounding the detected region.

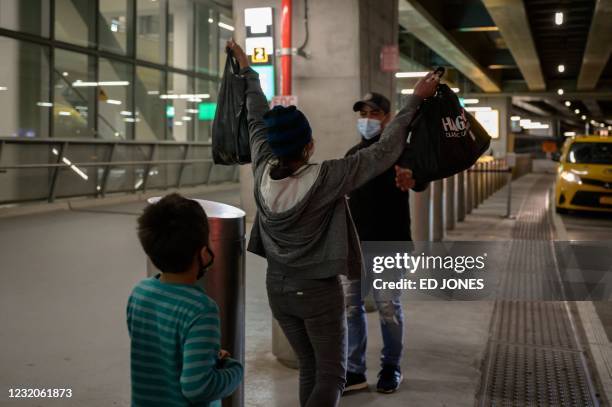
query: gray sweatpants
[{"left": 266, "top": 274, "right": 347, "bottom": 407}]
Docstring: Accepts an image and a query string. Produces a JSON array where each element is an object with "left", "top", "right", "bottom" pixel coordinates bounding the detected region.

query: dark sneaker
[
  {"left": 377, "top": 365, "right": 402, "bottom": 393},
  {"left": 343, "top": 371, "right": 368, "bottom": 393}
]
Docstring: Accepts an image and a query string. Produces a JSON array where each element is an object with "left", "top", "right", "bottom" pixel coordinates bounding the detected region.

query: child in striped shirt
[{"left": 127, "top": 193, "right": 243, "bottom": 406}]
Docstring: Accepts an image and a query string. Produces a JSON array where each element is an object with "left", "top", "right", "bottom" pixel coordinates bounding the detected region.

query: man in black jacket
[{"left": 344, "top": 92, "right": 427, "bottom": 394}]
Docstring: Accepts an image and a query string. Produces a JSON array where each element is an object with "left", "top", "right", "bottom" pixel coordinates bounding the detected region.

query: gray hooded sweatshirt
[{"left": 242, "top": 67, "right": 422, "bottom": 281}]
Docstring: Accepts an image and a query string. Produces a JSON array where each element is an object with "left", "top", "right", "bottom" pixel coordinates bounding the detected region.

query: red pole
[{"left": 280, "top": 0, "right": 292, "bottom": 95}]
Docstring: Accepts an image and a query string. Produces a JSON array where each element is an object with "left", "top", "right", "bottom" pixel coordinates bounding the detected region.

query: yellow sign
[{"left": 251, "top": 47, "right": 269, "bottom": 63}]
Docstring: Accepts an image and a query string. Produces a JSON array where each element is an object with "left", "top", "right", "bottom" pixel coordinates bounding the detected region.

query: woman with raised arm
[{"left": 226, "top": 40, "right": 439, "bottom": 407}]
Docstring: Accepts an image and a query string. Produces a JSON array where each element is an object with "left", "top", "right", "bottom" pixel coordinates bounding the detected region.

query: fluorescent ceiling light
[
  {"left": 120, "top": 111, "right": 133, "bottom": 116},
  {"left": 182, "top": 116, "right": 192, "bottom": 121},
  {"left": 218, "top": 22, "right": 234, "bottom": 31},
  {"left": 400, "top": 89, "right": 414, "bottom": 95},
  {"left": 555, "top": 12, "right": 563, "bottom": 25},
  {"left": 37, "top": 102, "right": 53, "bottom": 107},
  {"left": 73, "top": 80, "right": 129, "bottom": 87},
  {"left": 511, "top": 116, "right": 521, "bottom": 121},
  {"left": 558, "top": 64, "right": 565, "bottom": 73},
  {"left": 465, "top": 107, "right": 492, "bottom": 112},
  {"left": 59, "top": 111, "right": 71, "bottom": 116},
  {"left": 186, "top": 109, "right": 199, "bottom": 114},
  {"left": 565, "top": 101, "right": 571, "bottom": 107},
  {"left": 395, "top": 72, "right": 429, "bottom": 78},
  {"left": 208, "top": 18, "right": 213, "bottom": 23},
  {"left": 557, "top": 88, "right": 564, "bottom": 95},
  {"left": 581, "top": 115, "right": 587, "bottom": 120},
  {"left": 575, "top": 109, "right": 580, "bottom": 114},
  {"left": 463, "top": 99, "right": 480, "bottom": 104},
  {"left": 451, "top": 88, "right": 460, "bottom": 93},
  {"left": 175, "top": 121, "right": 184, "bottom": 126},
  {"left": 106, "top": 99, "right": 122, "bottom": 105},
  {"left": 147, "top": 90, "right": 159, "bottom": 95},
  {"left": 564, "top": 131, "right": 576, "bottom": 137}
]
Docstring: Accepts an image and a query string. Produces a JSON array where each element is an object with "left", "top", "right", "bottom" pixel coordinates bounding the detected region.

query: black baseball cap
[{"left": 352, "top": 92, "right": 391, "bottom": 114}]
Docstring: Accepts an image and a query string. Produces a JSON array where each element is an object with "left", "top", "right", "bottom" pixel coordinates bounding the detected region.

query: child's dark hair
[
  {"left": 137, "top": 193, "right": 209, "bottom": 274},
  {"left": 269, "top": 147, "right": 310, "bottom": 180}
]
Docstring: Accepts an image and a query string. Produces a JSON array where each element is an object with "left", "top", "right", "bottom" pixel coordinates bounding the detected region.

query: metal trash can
[{"left": 146, "top": 198, "right": 246, "bottom": 407}]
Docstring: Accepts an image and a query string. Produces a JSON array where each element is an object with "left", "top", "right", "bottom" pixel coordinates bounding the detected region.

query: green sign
[
  {"left": 199, "top": 102, "right": 217, "bottom": 121},
  {"left": 166, "top": 105, "right": 175, "bottom": 118}
]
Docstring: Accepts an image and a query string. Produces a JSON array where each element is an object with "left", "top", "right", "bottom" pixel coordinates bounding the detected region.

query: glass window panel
[
  {"left": 54, "top": 0, "right": 95, "bottom": 47},
  {"left": 137, "top": 0, "right": 164, "bottom": 63},
  {"left": 54, "top": 144, "right": 110, "bottom": 198},
  {"left": 53, "top": 49, "right": 96, "bottom": 138},
  {"left": 98, "top": 58, "right": 133, "bottom": 139},
  {"left": 99, "top": 0, "right": 129, "bottom": 55},
  {"left": 181, "top": 145, "right": 212, "bottom": 186},
  {"left": 135, "top": 66, "right": 164, "bottom": 140},
  {"left": 0, "top": 144, "right": 56, "bottom": 203},
  {"left": 195, "top": 4, "right": 218, "bottom": 76},
  {"left": 168, "top": 0, "right": 193, "bottom": 70},
  {"left": 0, "top": 38, "right": 50, "bottom": 138},
  {"left": 146, "top": 145, "right": 184, "bottom": 189},
  {"left": 166, "top": 73, "right": 194, "bottom": 141},
  {"left": 195, "top": 79, "right": 217, "bottom": 142},
  {"left": 0, "top": 0, "right": 50, "bottom": 37},
  {"left": 217, "top": 13, "right": 234, "bottom": 76}
]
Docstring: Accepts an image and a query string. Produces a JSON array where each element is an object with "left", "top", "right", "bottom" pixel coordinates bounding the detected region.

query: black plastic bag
[
  {"left": 401, "top": 84, "right": 491, "bottom": 183},
  {"left": 212, "top": 50, "right": 251, "bottom": 165}
]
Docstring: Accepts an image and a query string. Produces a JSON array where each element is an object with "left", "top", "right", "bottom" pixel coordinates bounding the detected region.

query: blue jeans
[{"left": 343, "top": 278, "right": 403, "bottom": 374}]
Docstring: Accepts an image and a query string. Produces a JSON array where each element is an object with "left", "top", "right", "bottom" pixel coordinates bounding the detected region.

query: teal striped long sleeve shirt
[{"left": 127, "top": 276, "right": 243, "bottom": 406}]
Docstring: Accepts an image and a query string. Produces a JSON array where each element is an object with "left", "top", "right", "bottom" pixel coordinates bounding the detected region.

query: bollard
[
  {"left": 410, "top": 183, "right": 431, "bottom": 241},
  {"left": 146, "top": 198, "right": 246, "bottom": 407},
  {"left": 505, "top": 168, "right": 513, "bottom": 218},
  {"left": 471, "top": 166, "right": 477, "bottom": 209},
  {"left": 478, "top": 162, "right": 485, "bottom": 205},
  {"left": 465, "top": 169, "right": 473, "bottom": 214},
  {"left": 457, "top": 171, "right": 466, "bottom": 221},
  {"left": 431, "top": 180, "right": 444, "bottom": 241},
  {"left": 444, "top": 176, "right": 455, "bottom": 230}
]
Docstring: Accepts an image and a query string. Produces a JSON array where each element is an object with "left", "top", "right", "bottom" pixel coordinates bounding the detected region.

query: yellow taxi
[{"left": 555, "top": 135, "right": 612, "bottom": 213}]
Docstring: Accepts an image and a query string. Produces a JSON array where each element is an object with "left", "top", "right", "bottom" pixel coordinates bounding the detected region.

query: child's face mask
[
  {"left": 197, "top": 247, "right": 215, "bottom": 280},
  {"left": 357, "top": 118, "right": 381, "bottom": 140}
]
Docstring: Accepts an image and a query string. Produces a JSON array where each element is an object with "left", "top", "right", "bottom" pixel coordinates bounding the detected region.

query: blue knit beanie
[{"left": 263, "top": 105, "right": 312, "bottom": 157}]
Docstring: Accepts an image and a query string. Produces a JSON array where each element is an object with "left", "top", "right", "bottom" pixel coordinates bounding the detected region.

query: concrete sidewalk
[
  {"left": 0, "top": 174, "right": 550, "bottom": 406},
  {"left": 246, "top": 174, "right": 546, "bottom": 407}
]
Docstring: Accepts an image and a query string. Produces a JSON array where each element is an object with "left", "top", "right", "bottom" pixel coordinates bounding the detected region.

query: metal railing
[{"left": 0, "top": 137, "right": 239, "bottom": 204}]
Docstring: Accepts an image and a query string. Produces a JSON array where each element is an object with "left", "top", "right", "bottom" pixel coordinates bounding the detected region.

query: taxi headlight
[{"left": 560, "top": 171, "right": 582, "bottom": 184}]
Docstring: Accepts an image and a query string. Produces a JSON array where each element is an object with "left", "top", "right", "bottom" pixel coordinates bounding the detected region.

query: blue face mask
[{"left": 357, "top": 118, "right": 382, "bottom": 140}]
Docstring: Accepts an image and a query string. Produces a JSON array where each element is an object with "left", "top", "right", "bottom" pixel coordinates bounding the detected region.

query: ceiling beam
[
  {"left": 512, "top": 99, "right": 551, "bottom": 117},
  {"left": 398, "top": 0, "right": 501, "bottom": 92},
  {"left": 583, "top": 99, "right": 603, "bottom": 118},
  {"left": 463, "top": 90, "right": 612, "bottom": 100},
  {"left": 481, "top": 0, "right": 546, "bottom": 91},
  {"left": 577, "top": 0, "right": 612, "bottom": 90}
]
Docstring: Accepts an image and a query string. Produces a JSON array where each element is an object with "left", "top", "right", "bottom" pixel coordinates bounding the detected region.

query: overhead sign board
[{"left": 245, "top": 7, "right": 275, "bottom": 100}]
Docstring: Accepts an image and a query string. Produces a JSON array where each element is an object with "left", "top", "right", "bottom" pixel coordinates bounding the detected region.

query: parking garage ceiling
[{"left": 398, "top": 0, "right": 612, "bottom": 128}]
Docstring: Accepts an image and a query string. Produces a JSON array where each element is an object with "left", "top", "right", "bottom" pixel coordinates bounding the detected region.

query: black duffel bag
[
  {"left": 211, "top": 49, "right": 251, "bottom": 165},
  {"left": 401, "top": 83, "right": 491, "bottom": 183}
]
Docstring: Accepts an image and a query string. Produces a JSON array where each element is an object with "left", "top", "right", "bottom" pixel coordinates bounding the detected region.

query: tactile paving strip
[{"left": 478, "top": 176, "right": 599, "bottom": 406}]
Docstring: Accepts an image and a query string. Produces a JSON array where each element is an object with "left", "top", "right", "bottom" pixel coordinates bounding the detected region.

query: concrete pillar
[
  {"left": 430, "top": 180, "right": 443, "bottom": 241},
  {"left": 410, "top": 184, "right": 431, "bottom": 241},
  {"left": 444, "top": 176, "right": 455, "bottom": 230},
  {"left": 235, "top": 0, "right": 398, "bottom": 221},
  {"left": 457, "top": 172, "right": 465, "bottom": 222}
]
